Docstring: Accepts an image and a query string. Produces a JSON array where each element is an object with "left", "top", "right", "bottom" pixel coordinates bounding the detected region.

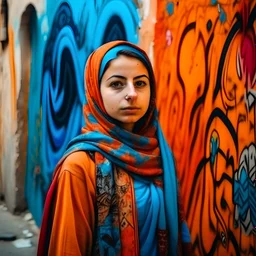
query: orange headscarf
[{"left": 81, "top": 40, "right": 162, "bottom": 176}]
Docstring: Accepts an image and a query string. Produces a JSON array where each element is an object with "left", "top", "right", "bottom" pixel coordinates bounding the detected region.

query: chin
[{"left": 122, "top": 118, "right": 140, "bottom": 124}]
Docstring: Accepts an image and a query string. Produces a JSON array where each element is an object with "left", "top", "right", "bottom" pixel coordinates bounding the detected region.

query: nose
[{"left": 126, "top": 82, "right": 137, "bottom": 100}]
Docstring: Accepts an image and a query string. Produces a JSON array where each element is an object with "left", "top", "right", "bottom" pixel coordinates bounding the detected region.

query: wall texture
[
  {"left": 0, "top": 0, "right": 255, "bottom": 255},
  {"left": 0, "top": 0, "right": 44, "bottom": 212},
  {"left": 155, "top": 0, "right": 256, "bottom": 255}
]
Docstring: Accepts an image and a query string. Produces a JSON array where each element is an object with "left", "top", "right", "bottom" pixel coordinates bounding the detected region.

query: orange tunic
[
  {"left": 48, "top": 151, "right": 96, "bottom": 256},
  {"left": 40, "top": 152, "right": 193, "bottom": 256}
]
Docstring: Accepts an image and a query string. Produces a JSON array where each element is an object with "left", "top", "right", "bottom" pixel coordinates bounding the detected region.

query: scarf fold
[{"left": 37, "top": 41, "right": 191, "bottom": 256}]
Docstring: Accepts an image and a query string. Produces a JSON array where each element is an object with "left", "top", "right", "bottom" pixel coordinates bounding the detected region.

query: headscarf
[{"left": 38, "top": 40, "right": 191, "bottom": 256}]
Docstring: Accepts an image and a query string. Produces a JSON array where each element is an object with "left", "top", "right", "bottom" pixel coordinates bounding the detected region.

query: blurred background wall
[{"left": 0, "top": 0, "right": 255, "bottom": 255}]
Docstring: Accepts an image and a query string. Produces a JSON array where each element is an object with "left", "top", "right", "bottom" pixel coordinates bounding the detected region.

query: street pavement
[{"left": 0, "top": 202, "right": 39, "bottom": 256}]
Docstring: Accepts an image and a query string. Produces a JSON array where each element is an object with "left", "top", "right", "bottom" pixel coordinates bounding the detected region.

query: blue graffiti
[
  {"left": 233, "top": 144, "right": 256, "bottom": 234},
  {"left": 219, "top": 8, "right": 227, "bottom": 23},
  {"left": 210, "top": 134, "right": 219, "bottom": 165},
  {"left": 210, "top": 1, "right": 227, "bottom": 23},
  {"left": 41, "top": 3, "right": 85, "bottom": 189},
  {"left": 26, "top": 0, "right": 140, "bottom": 226},
  {"left": 166, "top": 2, "right": 174, "bottom": 16}
]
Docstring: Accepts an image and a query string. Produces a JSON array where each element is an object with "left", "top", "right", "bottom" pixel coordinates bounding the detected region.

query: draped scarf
[{"left": 37, "top": 41, "right": 191, "bottom": 256}]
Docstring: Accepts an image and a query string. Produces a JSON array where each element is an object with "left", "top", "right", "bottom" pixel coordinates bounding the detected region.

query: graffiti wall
[
  {"left": 1, "top": 0, "right": 252, "bottom": 254},
  {"left": 155, "top": 0, "right": 256, "bottom": 255},
  {"left": 25, "top": 0, "right": 141, "bottom": 226}
]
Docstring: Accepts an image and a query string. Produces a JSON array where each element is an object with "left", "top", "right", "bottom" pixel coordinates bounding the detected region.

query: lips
[
  {"left": 121, "top": 107, "right": 140, "bottom": 110},
  {"left": 121, "top": 107, "right": 140, "bottom": 113}
]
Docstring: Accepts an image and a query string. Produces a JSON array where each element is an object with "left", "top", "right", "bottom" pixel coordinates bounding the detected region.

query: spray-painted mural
[
  {"left": 2, "top": 0, "right": 251, "bottom": 254},
  {"left": 25, "top": 0, "right": 140, "bottom": 226},
  {"left": 155, "top": 0, "right": 256, "bottom": 255}
]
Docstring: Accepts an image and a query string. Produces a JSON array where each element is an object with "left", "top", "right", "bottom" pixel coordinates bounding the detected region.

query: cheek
[
  {"left": 147, "top": 88, "right": 151, "bottom": 104},
  {"left": 102, "top": 97, "right": 116, "bottom": 112}
]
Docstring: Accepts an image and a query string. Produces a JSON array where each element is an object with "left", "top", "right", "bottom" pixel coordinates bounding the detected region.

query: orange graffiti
[
  {"left": 8, "top": 26, "right": 17, "bottom": 125},
  {"left": 155, "top": 0, "right": 256, "bottom": 255}
]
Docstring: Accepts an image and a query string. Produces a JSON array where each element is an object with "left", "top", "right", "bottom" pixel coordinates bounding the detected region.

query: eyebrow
[{"left": 106, "top": 74, "right": 149, "bottom": 81}]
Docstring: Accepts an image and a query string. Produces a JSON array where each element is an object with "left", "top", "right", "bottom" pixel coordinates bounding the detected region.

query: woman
[{"left": 37, "top": 40, "right": 192, "bottom": 256}]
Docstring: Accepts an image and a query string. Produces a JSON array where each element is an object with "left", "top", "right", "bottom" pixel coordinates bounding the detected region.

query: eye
[
  {"left": 135, "top": 80, "right": 147, "bottom": 87},
  {"left": 110, "top": 81, "right": 124, "bottom": 89}
]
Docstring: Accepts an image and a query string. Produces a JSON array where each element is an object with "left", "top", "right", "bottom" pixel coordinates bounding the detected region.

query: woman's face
[{"left": 100, "top": 54, "right": 151, "bottom": 132}]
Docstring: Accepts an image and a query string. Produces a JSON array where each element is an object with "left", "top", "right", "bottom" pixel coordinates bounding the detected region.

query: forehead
[{"left": 104, "top": 55, "right": 149, "bottom": 75}]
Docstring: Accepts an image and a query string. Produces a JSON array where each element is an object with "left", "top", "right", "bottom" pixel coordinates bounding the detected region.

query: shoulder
[{"left": 59, "top": 151, "right": 96, "bottom": 183}]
